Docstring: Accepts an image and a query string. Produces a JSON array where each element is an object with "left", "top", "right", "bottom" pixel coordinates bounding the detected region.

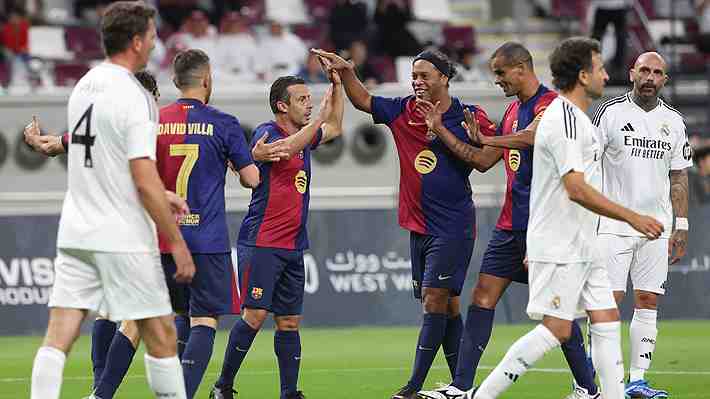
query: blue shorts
[
  {"left": 479, "top": 229, "right": 528, "bottom": 284},
  {"left": 237, "top": 245, "right": 305, "bottom": 316},
  {"left": 162, "top": 253, "right": 240, "bottom": 317},
  {"left": 410, "top": 232, "right": 474, "bottom": 299}
]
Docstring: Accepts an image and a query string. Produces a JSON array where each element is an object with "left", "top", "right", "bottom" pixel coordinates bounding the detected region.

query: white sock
[
  {"left": 591, "top": 321, "right": 625, "bottom": 399},
  {"left": 629, "top": 308, "right": 657, "bottom": 382},
  {"left": 474, "top": 324, "right": 559, "bottom": 399},
  {"left": 31, "top": 346, "right": 66, "bottom": 399},
  {"left": 144, "top": 354, "right": 187, "bottom": 399}
]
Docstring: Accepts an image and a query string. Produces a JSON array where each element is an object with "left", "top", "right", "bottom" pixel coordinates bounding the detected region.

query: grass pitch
[{"left": 1, "top": 321, "right": 708, "bottom": 398}]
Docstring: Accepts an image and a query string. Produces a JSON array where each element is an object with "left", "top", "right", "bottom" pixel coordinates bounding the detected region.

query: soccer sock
[
  {"left": 475, "top": 324, "right": 559, "bottom": 399},
  {"left": 590, "top": 321, "right": 625, "bottom": 399},
  {"left": 274, "top": 330, "right": 302, "bottom": 398},
  {"left": 216, "top": 318, "right": 258, "bottom": 389},
  {"left": 629, "top": 308, "right": 657, "bottom": 382},
  {"left": 174, "top": 315, "right": 190, "bottom": 360},
  {"left": 144, "top": 354, "right": 186, "bottom": 399},
  {"left": 91, "top": 319, "right": 117, "bottom": 387},
  {"left": 407, "top": 312, "right": 447, "bottom": 390},
  {"left": 452, "top": 305, "right": 494, "bottom": 390},
  {"left": 94, "top": 331, "right": 136, "bottom": 399},
  {"left": 442, "top": 314, "right": 463, "bottom": 379},
  {"left": 31, "top": 346, "right": 66, "bottom": 399},
  {"left": 182, "top": 325, "right": 216, "bottom": 399},
  {"left": 561, "top": 320, "right": 598, "bottom": 395}
]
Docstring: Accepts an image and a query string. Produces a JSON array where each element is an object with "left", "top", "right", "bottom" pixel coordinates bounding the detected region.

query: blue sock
[
  {"left": 274, "top": 330, "right": 301, "bottom": 399},
  {"left": 452, "top": 305, "right": 495, "bottom": 390},
  {"left": 94, "top": 331, "right": 136, "bottom": 399},
  {"left": 407, "top": 313, "right": 447, "bottom": 390},
  {"left": 175, "top": 314, "right": 191, "bottom": 360},
  {"left": 91, "top": 319, "right": 117, "bottom": 388},
  {"left": 442, "top": 315, "right": 463, "bottom": 379},
  {"left": 216, "top": 319, "right": 258, "bottom": 389},
  {"left": 182, "top": 325, "right": 216, "bottom": 399},
  {"left": 562, "top": 320, "right": 598, "bottom": 395}
]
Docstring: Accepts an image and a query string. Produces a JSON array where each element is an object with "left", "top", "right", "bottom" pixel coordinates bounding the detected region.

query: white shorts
[
  {"left": 527, "top": 261, "right": 617, "bottom": 321},
  {"left": 598, "top": 234, "right": 668, "bottom": 295},
  {"left": 48, "top": 248, "right": 172, "bottom": 322}
]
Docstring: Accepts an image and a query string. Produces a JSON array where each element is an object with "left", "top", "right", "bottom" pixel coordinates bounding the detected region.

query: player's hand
[
  {"left": 317, "top": 84, "right": 334, "bottom": 122},
  {"left": 462, "top": 107, "right": 486, "bottom": 147},
  {"left": 669, "top": 228, "right": 688, "bottom": 264},
  {"left": 415, "top": 99, "right": 444, "bottom": 133},
  {"left": 171, "top": 240, "right": 196, "bottom": 284},
  {"left": 252, "top": 133, "right": 291, "bottom": 163},
  {"left": 316, "top": 55, "right": 342, "bottom": 84},
  {"left": 310, "top": 48, "right": 353, "bottom": 71},
  {"left": 629, "top": 214, "right": 664, "bottom": 240},
  {"left": 523, "top": 255, "right": 529, "bottom": 271},
  {"left": 164, "top": 190, "right": 189, "bottom": 221}
]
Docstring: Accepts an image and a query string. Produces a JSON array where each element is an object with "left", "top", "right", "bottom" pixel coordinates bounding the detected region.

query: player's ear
[{"left": 276, "top": 100, "right": 289, "bottom": 113}]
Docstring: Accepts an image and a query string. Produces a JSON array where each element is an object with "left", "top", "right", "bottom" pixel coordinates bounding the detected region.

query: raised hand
[
  {"left": 310, "top": 48, "right": 353, "bottom": 71},
  {"left": 252, "top": 132, "right": 291, "bottom": 163},
  {"left": 317, "top": 84, "right": 334, "bottom": 122},
  {"left": 462, "top": 107, "right": 485, "bottom": 147},
  {"left": 317, "top": 55, "right": 341, "bottom": 84},
  {"left": 415, "top": 99, "right": 444, "bottom": 132}
]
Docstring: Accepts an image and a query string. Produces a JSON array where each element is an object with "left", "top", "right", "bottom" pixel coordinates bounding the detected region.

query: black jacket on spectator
[
  {"left": 374, "top": 1, "right": 421, "bottom": 57},
  {"left": 329, "top": 0, "right": 369, "bottom": 52}
]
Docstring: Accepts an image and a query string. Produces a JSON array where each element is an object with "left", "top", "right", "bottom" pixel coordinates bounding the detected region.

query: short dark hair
[
  {"left": 101, "top": 1, "right": 156, "bottom": 57},
  {"left": 490, "top": 42, "right": 533, "bottom": 69},
  {"left": 134, "top": 70, "right": 157, "bottom": 96},
  {"left": 172, "top": 49, "right": 210, "bottom": 89},
  {"left": 549, "top": 37, "right": 601, "bottom": 92},
  {"left": 269, "top": 76, "right": 306, "bottom": 114},
  {"left": 413, "top": 49, "right": 457, "bottom": 81}
]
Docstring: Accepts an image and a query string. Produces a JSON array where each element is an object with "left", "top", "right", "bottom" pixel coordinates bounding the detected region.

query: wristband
[{"left": 675, "top": 217, "right": 689, "bottom": 230}]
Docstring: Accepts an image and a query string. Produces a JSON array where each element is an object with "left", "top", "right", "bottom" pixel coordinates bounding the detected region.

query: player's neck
[
  {"left": 560, "top": 87, "right": 591, "bottom": 111},
  {"left": 179, "top": 90, "right": 207, "bottom": 104},
  {"left": 517, "top": 76, "right": 541, "bottom": 103},
  {"left": 275, "top": 114, "right": 299, "bottom": 135},
  {"left": 631, "top": 90, "right": 659, "bottom": 112},
  {"left": 431, "top": 92, "right": 452, "bottom": 111}
]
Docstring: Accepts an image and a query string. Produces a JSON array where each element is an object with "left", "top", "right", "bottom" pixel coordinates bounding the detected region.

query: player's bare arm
[
  {"left": 416, "top": 99, "right": 502, "bottom": 172},
  {"left": 318, "top": 57, "right": 345, "bottom": 143},
  {"left": 130, "top": 158, "right": 195, "bottom": 283},
  {"left": 164, "top": 190, "right": 189, "bottom": 220},
  {"left": 669, "top": 168, "right": 689, "bottom": 264},
  {"left": 23, "top": 116, "right": 66, "bottom": 157},
  {"left": 562, "top": 171, "right": 664, "bottom": 239},
  {"left": 311, "top": 48, "right": 372, "bottom": 113},
  {"left": 237, "top": 163, "right": 260, "bottom": 188},
  {"left": 280, "top": 85, "right": 333, "bottom": 157}
]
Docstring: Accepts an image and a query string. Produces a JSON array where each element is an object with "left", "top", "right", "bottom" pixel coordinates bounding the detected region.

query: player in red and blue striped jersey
[
  {"left": 211, "top": 67, "right": 344, "bottom": 399},
  {"left": 418, "top": 42, "right": 600, "bottom": 399},
  {"left": 313, "top": 48, "right": 497, "bottom": 399}
]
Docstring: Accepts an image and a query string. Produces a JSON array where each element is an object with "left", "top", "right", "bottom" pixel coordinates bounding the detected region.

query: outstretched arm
[
  {"left": 311, "top": 48, "right": 372, "bottom": 114},
  {"left": 669, "top": 169, "right": 689, "bottom": 264},
  {"left": 471, "top": 118, "right": 539, "bottom": 150}
]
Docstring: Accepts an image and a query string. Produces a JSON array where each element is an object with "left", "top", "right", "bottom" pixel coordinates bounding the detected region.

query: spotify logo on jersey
[
  {"left": 415, "top": 150, "right": 437, "bottom": 174},
  {"left": 508, "top": 149, "right": 521, "bottom": 172},
  {"left": 295, "top": 170, "right": 308, "bottom": 194}
]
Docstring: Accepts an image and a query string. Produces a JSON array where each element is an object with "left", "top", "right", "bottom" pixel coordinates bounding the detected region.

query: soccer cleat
[
  {"left": 285, "top": 391, "right": 306, "bottom": 399},
  {"left": 391, "top": 384, "right": 419, "bottom": 399},
  {"left": 564, "top": 382, "right": 601, "bottom": 399},
  {"left": 209, "top": 385, "right": 237, "bottom": 399},
  {"left": 624, "top": 379, "right": 668, "bottom": 398},
  {"left": 417, "top": 383, "right": 469, "bottom": 399}
]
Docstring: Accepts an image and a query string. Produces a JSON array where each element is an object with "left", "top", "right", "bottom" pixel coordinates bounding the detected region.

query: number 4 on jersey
[{"left": 71, "top": 104, "right": 95, "bottom": 168}]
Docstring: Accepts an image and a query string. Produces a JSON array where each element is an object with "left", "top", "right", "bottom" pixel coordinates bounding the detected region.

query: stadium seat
[
  {"left": 265, "top": 0, "right": 309, "bottom": 24},
  {"left": 65, "top": 26, "right": 104, "bottom": 60},
  {"left": 442, "top": 25, "right": 476, "bottom": 52},
  {"left": 28, "top": 26, "right": 73, "bottom": 61},
  {"left": 412, "top": 0, "right": 452, "bottom": 22},
  {"left": 551, "top": 0, "right": 588, "bottom": 20},
  {"left": 54, "top": 62, "right": 90, "bottom": 87}
]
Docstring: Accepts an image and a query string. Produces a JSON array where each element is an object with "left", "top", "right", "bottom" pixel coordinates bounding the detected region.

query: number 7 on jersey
[{"left": 170, "top": 144, "right": 199, "bottom": 199}]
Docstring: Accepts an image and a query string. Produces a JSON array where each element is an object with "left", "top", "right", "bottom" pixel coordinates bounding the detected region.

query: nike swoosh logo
[
  {"left": 418, "top": 345, "right": 433, "bottom": 351},
  {"left": 438, "top": 275, "right": 452, "bottom": 280},
  {"left": 235, "top": 346, "right": 248, "bottom": 352}
]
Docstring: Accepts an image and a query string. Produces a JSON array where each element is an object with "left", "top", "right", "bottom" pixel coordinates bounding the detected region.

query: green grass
[{"left": 2, "top": 321, "right": 709, "bottom": 398}]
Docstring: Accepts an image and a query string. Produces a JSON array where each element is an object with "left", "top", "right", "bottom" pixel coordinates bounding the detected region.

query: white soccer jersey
[
  {"left": 528, "top": 96, "right": 603, "bottom": 263},
  {"left": 57, "top": 62, "right": 160, "bottom": 253},
  {"left": 593, "top": 92, "right": 693, "bottom": 238}
]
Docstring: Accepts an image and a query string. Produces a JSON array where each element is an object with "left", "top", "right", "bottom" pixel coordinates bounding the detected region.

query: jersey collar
[{"left": 626, "top": 91, "right": 661, "bottom": 113}]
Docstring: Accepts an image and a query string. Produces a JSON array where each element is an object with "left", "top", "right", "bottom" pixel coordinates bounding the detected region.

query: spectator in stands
[
  {"left": 157, "top": 0, "right": 200, "bottom": 32},
  {"left": 590, "top": 0, "right": 631, "bottom": 81},
  {"left": 452, "top": 46, "right": 486, "bottom": 83},
  {"left": 329, "top": 0, "right": 370, "bottom": 52},
  {"left": 297, "top": 51, "right": 329, "bottom": 83},
  {"left": 167, "top": 8, "right": 218, "bottom": 58},
  {"left": 1, "top": 5, "right": 30, "bottom": 88},
  {"left": 214, "top": 11, "right": 258, "bottom": 82},
  {"left": 695, "top": 0, "right": 710, "bottom": 52},
  {"left": 257, "top": 20, "right": 307, "bottom": 80},
  {"left": 689, "top": 145, "right": 710, "bottom": 206},
  {"left": 374, "top": 0, "right": 422, "bottom": 57},
  {"left": 348, "top": 39, "right": 379, "bottom": 88}
]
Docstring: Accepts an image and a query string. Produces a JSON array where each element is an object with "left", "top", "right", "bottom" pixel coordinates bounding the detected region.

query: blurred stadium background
[{"left": 0, "top": 0, "right": 709, "bottom": 397}]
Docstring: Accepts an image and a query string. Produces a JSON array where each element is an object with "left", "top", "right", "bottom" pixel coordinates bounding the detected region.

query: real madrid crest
[{"left": 660, "top": 123, "right": 671, "bottom": 137}]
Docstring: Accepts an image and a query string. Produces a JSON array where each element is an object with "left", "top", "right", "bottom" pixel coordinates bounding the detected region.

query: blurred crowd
[{"left": 0, "top": 0, "right": 485, "bottom": 91}]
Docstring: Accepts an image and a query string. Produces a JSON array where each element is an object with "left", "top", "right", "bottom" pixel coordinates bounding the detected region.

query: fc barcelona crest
[{"left": 251, "top": 287, "right": 263, "bottom": 300}]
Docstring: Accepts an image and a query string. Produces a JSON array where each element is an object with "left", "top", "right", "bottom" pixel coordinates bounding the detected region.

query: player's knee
[
  {"left": 119, "top": 320, "right": 141, "bottom": 348},
  {"left": 243, "top": 308, "right": 268, "bottom": 330},
  {"left": 471, "top": 284, "right": 499, "bottom": 309},
  {"left": 136, "top": 316, "right": 177, "bottom": 357},
  {"left": 274, "top": 315, "right": 301, "bottom": 331},
  {"left": 542, "top": 317, "right": 573, "bottom": 343},
  {"left": 634, "top": 291, "right": 658, "bottom": 309},
  {"left": 447, "top": 296, "right": 461, "bottom": 317},
  {"left": 422, "top": 288, "right": 450, "bottom": 313}
]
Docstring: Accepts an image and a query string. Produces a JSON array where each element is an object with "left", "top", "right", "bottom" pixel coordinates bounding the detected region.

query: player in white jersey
[
  {"left": 590, "top": 52, "right": 692, "bottom": 398},
  {"left": 30, "top": 3, "right": 195, "bottom": 399},
  {"left": 472, "top": 37, "right": 663, "bottom": 399}
]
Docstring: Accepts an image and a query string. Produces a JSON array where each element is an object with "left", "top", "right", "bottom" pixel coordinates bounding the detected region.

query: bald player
[{"left": 590, "top": 52, "right": 691, "bottom": 399}]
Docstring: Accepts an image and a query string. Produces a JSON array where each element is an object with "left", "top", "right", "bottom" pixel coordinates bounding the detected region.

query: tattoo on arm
[
  {"left": 670, "top": 169, "right": 689, "bottom": 218},
  {"left": 436, "top": 126, "right": 501, "bottom": 170}
]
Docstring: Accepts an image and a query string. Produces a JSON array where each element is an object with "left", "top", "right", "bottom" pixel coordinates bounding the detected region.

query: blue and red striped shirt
[
  {"left": 496, "top": 85, "right": 557, "bottom": 231},
  {"left": 371, "top": 95, "right": 496, "bottom": 238},
  {"left": 238, "top": 121, "right": 323, "bottom": 250},
  {"left": 157, "top": 98, "right": 253, "bottom": 253}
]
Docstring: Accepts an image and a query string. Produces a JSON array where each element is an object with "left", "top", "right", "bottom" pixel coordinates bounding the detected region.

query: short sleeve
[
  {"left": 532, "top": 91, "right": 556, "bottom": 124},
  {"left": 123, "top": 90, "right": 158, "bottom": 160},
  {"left": 310, "top": 127, "right": 324, "bottom": 150},
  {"left": 371, "top": 96, "right": 407, "bottom": 125},
  {"left": 671, "top": 122, "right": 693, "bottom": 170},
  {"left": 542, "top": 108, "right": 584, "bottom": 177},
  {"left": 226, "top": 117, "right": 254, "bottom": 170}
]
